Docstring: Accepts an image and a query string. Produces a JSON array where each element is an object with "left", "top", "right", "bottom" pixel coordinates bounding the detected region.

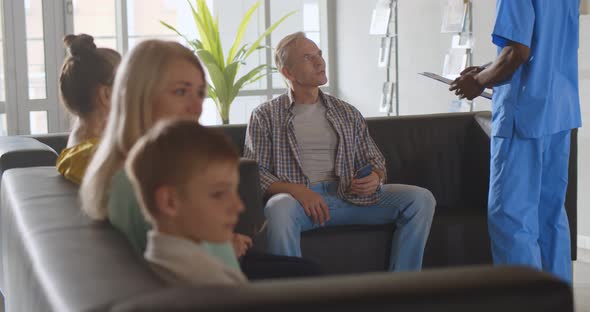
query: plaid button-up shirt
[{"left": 244, "top": 90, "right": 387, "bottom": 206}]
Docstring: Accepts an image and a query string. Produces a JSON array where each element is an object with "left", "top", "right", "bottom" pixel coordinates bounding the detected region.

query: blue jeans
[
  {"left": 489, "top": 130, "right": 572, "bottom": 283},
  {"left": 264, "top": 182, "right": 436, "bottom": 272}
]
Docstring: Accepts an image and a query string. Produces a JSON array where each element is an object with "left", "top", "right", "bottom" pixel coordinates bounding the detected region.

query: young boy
[{"left": 125, "top": 119, "right": 247, "bottom": 286}]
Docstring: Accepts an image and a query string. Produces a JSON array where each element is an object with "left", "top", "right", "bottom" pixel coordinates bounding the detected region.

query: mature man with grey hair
[{"left": 244, "top": 32, "right": 436, "bottom": 271}]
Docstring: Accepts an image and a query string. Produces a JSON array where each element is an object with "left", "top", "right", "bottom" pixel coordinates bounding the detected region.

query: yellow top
[{"left": 56, "top": 138, "right": 100, "bottom": 184}]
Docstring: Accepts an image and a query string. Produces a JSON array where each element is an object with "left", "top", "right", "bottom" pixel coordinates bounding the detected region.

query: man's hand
[
  {"left": 350, "top": 171, "right": 381, "bottom": 196},
  {"left": 460, "top": 66, "right": 485, "bottom": 76},
  {"left": 232, "top": 233, "right": 253, "bottom": 258},
  {"left": 291, "top": 185, "right": 330, "bottom": 226},
  {"left": 449, "top": 43, "right": 530, "bottom": 100},
  {"left": 449, "top": 73, "right": 485, "bottom": 100}
]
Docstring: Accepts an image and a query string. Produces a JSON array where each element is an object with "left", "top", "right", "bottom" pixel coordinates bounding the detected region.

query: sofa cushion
[
  {"left": 424, "top": 207, "right": 491, "bottom": 267},
  {"left": 294, "top": 206, "right": 491, "bottom": 275}
]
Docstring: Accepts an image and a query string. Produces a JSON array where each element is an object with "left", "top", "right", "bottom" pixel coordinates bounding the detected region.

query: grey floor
[{"left": 575, "top": 249, "right": 590, "bottom": 312}]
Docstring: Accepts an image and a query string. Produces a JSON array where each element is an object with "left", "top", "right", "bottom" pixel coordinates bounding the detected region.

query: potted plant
[{"left": 162, "top": 0, "right": 295, "bottom": 124}]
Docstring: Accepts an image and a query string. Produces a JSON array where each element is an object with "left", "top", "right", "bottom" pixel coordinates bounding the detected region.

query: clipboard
[{"left": 419, "top": 72, "right": 493, "bottom": 100}]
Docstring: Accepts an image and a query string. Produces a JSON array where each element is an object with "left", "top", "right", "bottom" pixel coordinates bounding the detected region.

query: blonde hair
[
  {"left": 80, "top": 40, "right": 205, "bottom": 220},
  {"left": 274, "top": 31, "right": 307, "bottom": 72},
  {"left": 126, "top": 120, "right": 239, "bottom": 224}
]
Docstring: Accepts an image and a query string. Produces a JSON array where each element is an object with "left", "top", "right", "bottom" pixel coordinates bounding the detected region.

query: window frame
[{"left": 1, "top": 0, "right": 67, "bottom": 135}]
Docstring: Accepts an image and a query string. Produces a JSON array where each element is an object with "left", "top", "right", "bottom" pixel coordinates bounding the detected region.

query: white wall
[
  {"left": 334, "top": 0, "right": 496, "bottom": 117},
  {"left": 578, "top": 15, "right": 590, "bottom": 239},
  {"left": 334, "top": 1, "right": 590, "bottom": 243}
]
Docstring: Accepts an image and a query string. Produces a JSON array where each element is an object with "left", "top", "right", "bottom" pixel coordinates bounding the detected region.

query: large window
[
  {"left": 72, "top": 0, "right": 199, "bottom": 50},
  {"left": 72, "top": 0, "right": 117, "bottom": 49},
  {"left": 127, "top": 0, "right": 196, "bottom": 47},
  {"left": 0, "top": 2, "right": 5, "bottom": 103},
  {"left": 25, "top": 0, "right": 47, "bottom": 100},
  {"left": 1, "top": 0, "right": 62, "bottom": 135},
  {"left": 270, "top": 0, "right": 328, "bottom": 89},
  {"left": 0, "top": 0, "right": 332, "bottom": 134},
  {"left": 73, "top": 0, "right": 331, "bottom": 125},
  {"left": 0, "top": 1, "right": 6, "bottom": 135}
]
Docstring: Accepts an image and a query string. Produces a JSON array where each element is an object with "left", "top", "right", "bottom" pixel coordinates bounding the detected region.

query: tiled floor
[{"left": 575, "top": 249, "right": 590, "bottom": 312}]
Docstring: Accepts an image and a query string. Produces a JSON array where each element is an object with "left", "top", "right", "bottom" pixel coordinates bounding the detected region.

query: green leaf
[
  {"left": 207, "top": 84, "right": 220, "bottom": 112},
  {"left": 231, "top": 64, "right": 268, "bottom": 100},
  {"left": 192, "top": 39, "right": 204, "bottom": 50},
  {"left": 244, "top": 72, "right": 267, "bottom": 86},
  {"left": 245, "top": 10, "right": 297, "bottom": 59},
  {"left": 197, "top": 0, "right": 225, "bottom": 68},
  {"left": 196, "top": 0, "right": 214, "bottom": 42},
  {"left": 189, "top": 0, "right": 224, "bottom": 69},
  {"left": 232, "top": 44, "right": 249, "bottom": 62},
  {"left": 224, "top": 61, "right": 241, "bottom": 90},
  {"left": 196, "top": 49, "right": 218, "bottom": 68},
  {"left": 197, "top": 50, "right": 229, "bottom": 105},
  {"left": 226, "top": 1, "right": 261, "bottom": 64},
  {"left": 187, "top": 0, "right": 210, "bottom": 51},
  {"left": 212, "top": 21, "right": 225, "bottom": 68},
  {"left": 160, "top": 21, "right": 192, "bottom": 44}
]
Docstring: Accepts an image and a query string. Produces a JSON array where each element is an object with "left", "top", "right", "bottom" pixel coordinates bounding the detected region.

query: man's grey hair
[{"left": 274, "top": 31, "right": 307, "bottom": 72}]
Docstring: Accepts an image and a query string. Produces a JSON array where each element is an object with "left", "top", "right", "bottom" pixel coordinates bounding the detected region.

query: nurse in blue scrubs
[{"left": 449, "top": 0, "right": 582, "bottom": 283}]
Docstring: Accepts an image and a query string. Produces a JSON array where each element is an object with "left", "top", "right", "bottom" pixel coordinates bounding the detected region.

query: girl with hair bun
[{"left": 56, "top": 33, "right": 121, "bottom": 184}]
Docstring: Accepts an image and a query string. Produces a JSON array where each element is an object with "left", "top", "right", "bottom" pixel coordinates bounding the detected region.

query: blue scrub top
[{"left": 491, "top": 0, "right": 582, "bottom": 138}]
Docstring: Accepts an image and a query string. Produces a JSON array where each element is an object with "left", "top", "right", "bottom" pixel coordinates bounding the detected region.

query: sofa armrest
[
  {"left": 26, "top": 132, "right": 69, "bottom": 155},
  {"left": 0, "top": 136, "right": 57, "bottom": 291},
  {"left": 235, "top": 158, "right": 264, "bottom": 238},
  {"left": 474, "top": 111, "right": 492, "bottom": 138},
  {"left": 111, "top": 266, "right": 572, "bottom": 312},
  {"left": 0, "top": 136, "right": 58, "bottom": 175}
]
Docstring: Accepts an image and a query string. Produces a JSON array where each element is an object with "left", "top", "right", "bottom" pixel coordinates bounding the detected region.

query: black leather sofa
[
  {"left": 200, "top": 111, "right": 578, "bottom": 273},
  {"left": 0, "top": 111, "right": 575, "bottom": 311},
  {"left": 24, "top": 112, "right": 580, "bottom": 272}
]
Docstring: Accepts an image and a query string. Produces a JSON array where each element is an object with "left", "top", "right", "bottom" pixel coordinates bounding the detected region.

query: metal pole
[
  {"left": 467, "top": 0, "right": 474, "bottom": 112},
  {"left": 386, "top": 0, "right": 399, "bottom": 117},
  {"left": 393, "top": 0, "right": 399, "bottom": 116}
]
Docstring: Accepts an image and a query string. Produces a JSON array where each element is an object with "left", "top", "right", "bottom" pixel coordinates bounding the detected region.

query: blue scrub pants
[{"left": 488, "top": 130, "right": 572, "bottom": 283}]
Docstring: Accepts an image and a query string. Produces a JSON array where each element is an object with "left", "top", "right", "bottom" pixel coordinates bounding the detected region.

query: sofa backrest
[
  {"left": 214, "top": 112, "right": 490, "bottom": 211},
  {"left": 213, "top": 112, "right": 577, "bottom": 260},
  {"left": 27, "top": 112, "right": 578, "bottom": 260},
  {"left": 365, "top": 113, "right": 490, "bottom": 211}
]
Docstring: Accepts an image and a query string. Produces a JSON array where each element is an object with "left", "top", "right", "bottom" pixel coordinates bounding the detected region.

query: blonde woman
[
  {"left": 81, "top": 39, "right": 321, "bottom": 280},
  {"left": 56, "top": 34, "right": 121, "bottom": 184}
]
